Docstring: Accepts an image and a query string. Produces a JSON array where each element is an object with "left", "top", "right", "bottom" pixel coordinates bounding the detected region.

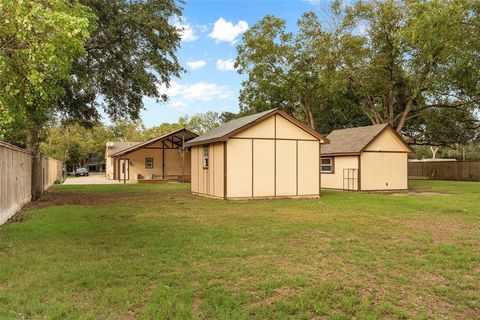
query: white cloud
[
  {"left": 159, "top": 81, "right": 232, "bottom": 106},
  {"left": 186, "top": 60, "right": 207, "bottom": 70},
  {"left": 169, "top": 100, "right": 187, "bottom": 109},
  {"left": 216, "top": 58, "right": 235, "bottom": 71},
  {"left": 209, "top": 18, "right": 249, "bottom": 43},
  {"left": 173, "top": 17, "right": 198, "bottom": 42}
]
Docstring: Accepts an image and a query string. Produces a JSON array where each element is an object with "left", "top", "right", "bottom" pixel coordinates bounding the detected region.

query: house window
[
  {"left": 145, "top": 157, "right": 154, "bottom": 169},
  {"left": 203, "top": 146, "right": 209, "bottom": 168},
  {"left": 321, "top": 157, "right": 334, "bottom": 173}
]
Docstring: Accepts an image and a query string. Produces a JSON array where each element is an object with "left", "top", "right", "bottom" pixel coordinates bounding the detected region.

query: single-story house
[
  {"left": 105, "top": 128, "right": 198, "bottom": 182},
  {"left": 86, "top": 154, "right": 105, "bottom": 172},
  {"left": 321, "top": 124, "right": 414, "bottom": 191},
  {"left": 105, "top": 141, "right": 141, "bottom": 179},
  {"left": 184, "top": 109, "right": 329, "bottom": 199}
]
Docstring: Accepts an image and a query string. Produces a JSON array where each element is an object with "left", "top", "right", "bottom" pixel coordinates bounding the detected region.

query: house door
[{"left": 120, "top": 159, "right": 129, "bottom": 180}]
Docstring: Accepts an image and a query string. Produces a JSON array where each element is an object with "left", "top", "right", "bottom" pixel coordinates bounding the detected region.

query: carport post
[
  {"left": 123, "top": 155, "right": 126, "bottom": 184},
  {"left": 117, "top": 157, "right": 121, "bottom": 182},
  {"left": 182, "top": 130, "right": 185, "bottom": 183}
]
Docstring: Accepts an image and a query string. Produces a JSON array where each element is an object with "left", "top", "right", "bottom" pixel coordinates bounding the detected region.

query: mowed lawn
[{"left": 0, "top": 181, "right": 479, "bottom": 319}]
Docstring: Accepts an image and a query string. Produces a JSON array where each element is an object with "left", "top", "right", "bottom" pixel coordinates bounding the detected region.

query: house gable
[{"left": 363, "top": 127, "right": 412, "bottom": 153}]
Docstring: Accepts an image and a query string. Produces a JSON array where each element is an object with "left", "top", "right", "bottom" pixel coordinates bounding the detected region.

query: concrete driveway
[{"left": 63, "top": 173, "right": 136, "bottom": 185}]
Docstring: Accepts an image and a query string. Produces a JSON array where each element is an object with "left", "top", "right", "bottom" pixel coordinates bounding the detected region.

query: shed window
[
  {"left": 145, "top": 157, "right": 154, "bottom": 169},
  {"left": 203, "top": 146, "right": 209, "bottom": 168},
  {"left": 321, "top": 157, "right": 334, "bottom": 173}
]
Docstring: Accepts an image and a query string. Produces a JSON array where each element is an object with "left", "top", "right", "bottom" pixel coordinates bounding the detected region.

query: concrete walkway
[{"left": 63, "top": 173, "right": 136, "bottom": 185}]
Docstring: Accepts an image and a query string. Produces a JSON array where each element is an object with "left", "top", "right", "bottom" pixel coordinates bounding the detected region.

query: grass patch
[{"left": 1, "top": 180, "right": 479, "bottom": 319}]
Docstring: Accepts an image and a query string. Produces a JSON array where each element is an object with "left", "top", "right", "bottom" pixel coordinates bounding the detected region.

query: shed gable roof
[
  {"left": 321, "top": 124, "right": 413, "bottom": 156},
  {"left": 185, "top": 109, "right": 328, "bottom": 147}
]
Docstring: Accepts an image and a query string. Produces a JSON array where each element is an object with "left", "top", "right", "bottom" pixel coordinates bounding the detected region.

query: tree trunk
[
  {"left": 396, "top": 97, "right": 415, "bottom": 133},
  {"left": 430, "top": 146, "right": 439, "bottom": 159},
  {"left": 28, "top": 128, "right": 43, "bottom": 200},
  {"left": 306, "top": 108, "right": 315, "bottom": 129}
]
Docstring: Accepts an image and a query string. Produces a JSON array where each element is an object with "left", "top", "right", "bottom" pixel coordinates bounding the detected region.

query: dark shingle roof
[
  {"left": 185, "top": 109, "right": 277, "bottom": 146},
  {"left": 185, "top": 109, "right": 329, "bottom": 147},
  {"left": 321, "top": 124, "right": 389, "bottom": 155}
]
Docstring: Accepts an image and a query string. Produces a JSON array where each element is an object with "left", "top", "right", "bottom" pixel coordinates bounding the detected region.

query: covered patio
[{"left": 109, "top": 128, "right": 198, "bottom": 183}]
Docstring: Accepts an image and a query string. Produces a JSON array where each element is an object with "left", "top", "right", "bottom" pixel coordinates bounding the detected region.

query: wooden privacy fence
[
  {"left": 0, "top": 141, "right": 62, "bottom": 225},
  {"left": 408, "top": 160, "right": 480, "bottom": 181}
]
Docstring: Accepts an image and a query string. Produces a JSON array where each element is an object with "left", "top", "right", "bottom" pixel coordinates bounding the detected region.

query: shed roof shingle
[
  {"left": 185, "top": 109, "right": 277, "bottom": 146},
  {"left": 185, "top": 109, "right": 328, "bottom": 147},
  {"left": 321, "top": 124, "right": 389, "bottom": 155}
]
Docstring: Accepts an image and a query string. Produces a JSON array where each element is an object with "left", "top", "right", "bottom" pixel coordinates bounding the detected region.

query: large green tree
[
  {"left": 235, "top": 10, "right": 369, "bottom": 133},
  {"left": 0, "top": 0, "right": 94, "bottom": 199},
  {"left": 41, "top": 122, "right": 112, "bottom": 169},
  {"left": 343, "top": 0, "right": 479, "bottom": 138},
  {"left": 58, "top": 0, "right": 184, "bottom": 122},
  {"left": 235, "top": 0, "right": 480, "bottom": 144},
  {"left": 1, "top": 0, "right": 183, "bottom": 199},
  {"left": 179, "top": 111, "right": 225, "bottom": 134}
]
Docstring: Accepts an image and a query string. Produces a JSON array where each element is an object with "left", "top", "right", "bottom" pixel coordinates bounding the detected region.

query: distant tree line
[{"left": 40, "top": 111, "right": 236, "bottom": 171}]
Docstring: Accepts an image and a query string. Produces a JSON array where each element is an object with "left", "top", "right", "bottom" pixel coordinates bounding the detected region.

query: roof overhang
[
  {"left": 111, "top": 128, "right": 198, "bottom": 157},
  {"left": 321, "top": 152, "right": 360, "bottom": 157}
]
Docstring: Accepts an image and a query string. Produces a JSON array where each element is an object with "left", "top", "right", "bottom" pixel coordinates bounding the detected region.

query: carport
[{"left": 109, "top": 128, "right": 198, "bottom": 183}]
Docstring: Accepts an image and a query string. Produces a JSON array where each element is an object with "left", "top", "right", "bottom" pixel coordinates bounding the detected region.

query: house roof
[
  {"left": 110, "top": 128, "right": 198, "bottom": 157},
  {"left": 106, "top": 141, "right": 142, "bottom": 157},
  {"left": 321, "top": 123, "right": 413, "bottom": 156},
  {"left": 185, "top": 108, "right": 329, "bottom": 147}
]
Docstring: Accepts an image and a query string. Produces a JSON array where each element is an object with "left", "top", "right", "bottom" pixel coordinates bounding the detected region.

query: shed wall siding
[
  {"left": 213, "top": 143, "right": 225, "bottom": 198},
  {"left": 361, "top": 152, "right": 408, "bottom": 190},
  {"left": 191, "top": 146, "right": 199, "bottom": 193},
  {"left": 252, "top": 140, "right": 275, "bottom": 197},
  {"left": 321, "top": 156, "right": 359, "bottom": 190},
  {"left": 191, "top": 143, "right": 224, "bottom": 197},
  {"left": 275, "top": 140, "right": 297, "bottom": 196},
  {"left": 227, "top": 139, "right": 253, "bottom": 198},
  {"left": 298, "top": 141, "right": 320, "bottom": 195}
]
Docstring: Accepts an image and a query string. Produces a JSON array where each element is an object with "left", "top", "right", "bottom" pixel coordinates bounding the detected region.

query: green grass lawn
[{"left": 1, "top": 181, "right": 479, "bottom": 319}]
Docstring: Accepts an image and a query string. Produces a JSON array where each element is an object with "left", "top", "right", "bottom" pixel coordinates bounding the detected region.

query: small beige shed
[
  {"left": 185, "top": 109, "right": 329, "bottom": 199},
  {"left": 321, "top": 124, "right": 414, "bottom": 191}
]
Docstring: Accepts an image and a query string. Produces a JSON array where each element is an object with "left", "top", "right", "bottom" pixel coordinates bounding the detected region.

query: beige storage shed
[
  {"left": 185, "top": 109, "right": 329, "bottom": 199},
  {"left": 106, "top": 128, "right": 198, "bottom": 182},
  {"left": 321, "top": 124, "right": 414, "bottom": 191}
]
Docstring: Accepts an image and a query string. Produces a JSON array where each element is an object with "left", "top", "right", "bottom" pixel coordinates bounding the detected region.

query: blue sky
[{"left": 140, "top": 0, "right": 331, "bottom": 127}]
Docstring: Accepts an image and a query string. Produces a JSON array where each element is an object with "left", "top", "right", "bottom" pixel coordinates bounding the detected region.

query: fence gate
[{"left": 343, "top": 168, "right": 359, "bottom": 191}]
